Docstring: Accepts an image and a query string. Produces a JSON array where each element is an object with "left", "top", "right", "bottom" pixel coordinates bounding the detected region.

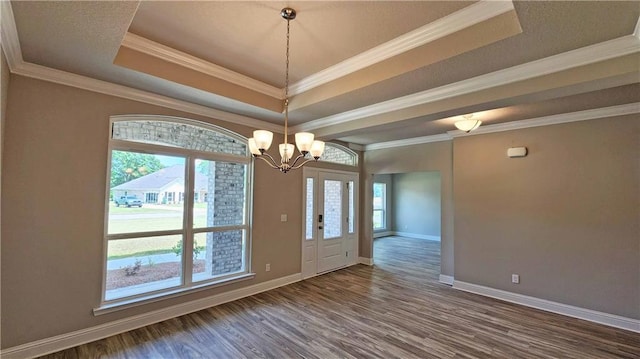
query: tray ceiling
[{"left": 5, "top": 1, "right": 640, "bottom": 145}]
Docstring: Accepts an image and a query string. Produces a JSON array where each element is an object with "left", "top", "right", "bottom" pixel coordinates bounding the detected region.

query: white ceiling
[{"left": 4, "top": 1, "right": 640, "bottom": 145}]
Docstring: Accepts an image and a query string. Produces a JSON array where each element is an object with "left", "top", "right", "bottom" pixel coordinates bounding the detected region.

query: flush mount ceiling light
[
  {"left": 455, "top": 114, "right": 482, "bottom": 133},
  {"left": 248, "top": 8, "right": 325, "bottom": 173}
]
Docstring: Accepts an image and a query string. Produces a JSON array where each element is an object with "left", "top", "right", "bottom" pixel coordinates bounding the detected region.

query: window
[
  {"left": 103, "top": 116, "right": 252, "bottom": 306},
  {"left": 373, "top": 183, "right": 386, "bottom": 230},
  {"left": 305, "top": 178, "right": 314, "bottom": 240},
  {"left": 312, "top": 143, "right": 358, "bottom": 166},
  {"left": 348, "top": 181, "right": 355, "bottom": 234}
]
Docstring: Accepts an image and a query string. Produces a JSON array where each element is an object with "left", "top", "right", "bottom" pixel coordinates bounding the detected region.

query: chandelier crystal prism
[{"left": 248, "top": 7, "right": 325, "bottom": 173}]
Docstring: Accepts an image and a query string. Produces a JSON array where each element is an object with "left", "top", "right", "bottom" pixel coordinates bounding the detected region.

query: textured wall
[{"left": 454, "top": 115, "right": 639, "bottom": 319}]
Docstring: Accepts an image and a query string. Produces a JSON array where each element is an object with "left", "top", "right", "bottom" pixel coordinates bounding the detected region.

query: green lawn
[
  {"left": 108, "top": 236, "right": 180, "bottom": 259},
  {"left": 108, "top": 204, "right": 177, "bottom": 215},
  {"left": 108, "top": 202, "right": 206, "bottom": 214},
  {"left": 107, "top": 208, "right": 210, "bottom": 259}
]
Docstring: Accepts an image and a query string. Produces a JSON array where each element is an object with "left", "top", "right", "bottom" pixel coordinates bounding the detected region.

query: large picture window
[
  {"left": 102, "top": 116, "right": 252, "bottom": 306},
  {"left": 373, "top": 182, "right": 387, "bottom": 230}
]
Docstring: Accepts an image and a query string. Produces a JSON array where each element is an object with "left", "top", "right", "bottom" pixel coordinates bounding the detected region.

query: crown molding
[
  {"left": 365, "top": 134, "right": 451, "bottom": 151},
  {"left": 364, "top": 103, "right": 639, "bottom": 151},
  {"left": 288, "top": 0, "right": 515, "bottom": 96},
  {"left": 121, "top": 32, "right": 283, "bottom": 99},
  {"left": 293, "top": 34, "right": 640, "bottom": 133},
  {"left": 0, "top": 0, "right": 23, "bottom": 71},
  {"left": 447, "top": 102, "right": 640, "bottom": 138},
  {"left": 12, "top": 61, "right": 283, "bottom": 133}
]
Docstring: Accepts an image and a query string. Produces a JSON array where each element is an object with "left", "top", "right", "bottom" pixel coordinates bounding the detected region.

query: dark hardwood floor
[{"left": 40, "top": 236, "right": 639, "bottom": 358}]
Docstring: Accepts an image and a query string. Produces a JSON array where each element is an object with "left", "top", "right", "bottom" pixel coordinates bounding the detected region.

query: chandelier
[
  {"left": 248, "top": 8, "right": 325, "bottom": 173},
  {"left": 454, "top": 114, "right": 482, "bottom": 133}
]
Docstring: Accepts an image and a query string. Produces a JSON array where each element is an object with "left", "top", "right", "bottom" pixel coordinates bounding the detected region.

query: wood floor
[{"left": 40, "top": 236, "right": 639, "bottom": 358}]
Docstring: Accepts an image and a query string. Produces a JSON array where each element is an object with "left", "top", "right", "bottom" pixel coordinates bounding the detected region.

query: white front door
[
  {"left": 318, "top": 173, "right": 347, "bottom": 273},
  {"left": 302, "top": 169, "right": 358, "bottom": 277}
]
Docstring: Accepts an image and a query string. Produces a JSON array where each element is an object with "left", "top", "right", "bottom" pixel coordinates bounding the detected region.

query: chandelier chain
[{"left": 283, "top": 17, "right": 291, "bottom": 145}]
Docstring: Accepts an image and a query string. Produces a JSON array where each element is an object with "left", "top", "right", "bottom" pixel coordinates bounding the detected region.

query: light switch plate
[{"left": 280, "top": 214, "right": 287, "bottom": 222}]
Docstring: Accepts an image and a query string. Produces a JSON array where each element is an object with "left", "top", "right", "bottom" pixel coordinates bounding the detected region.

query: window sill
[{"left": 94, "top": 272, "right": 255, "bottom": 316}]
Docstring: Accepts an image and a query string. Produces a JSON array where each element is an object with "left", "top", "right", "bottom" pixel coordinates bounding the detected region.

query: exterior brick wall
[
  {"left": 113, "top": 120, "right": 247, "bottom": 156},
  {"left": 205, "top": 161, "right": 246, "bottom": 276}
]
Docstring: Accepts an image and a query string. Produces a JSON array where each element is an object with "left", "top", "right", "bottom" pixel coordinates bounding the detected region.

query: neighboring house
[{"left": 111, "top": 164, "right": 209, "bottom": 204}]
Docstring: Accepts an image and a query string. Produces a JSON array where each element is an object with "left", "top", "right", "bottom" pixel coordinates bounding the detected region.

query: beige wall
[
  {"left": 1, "top": 49, "right": 8, "bottom": 145},
  {"left": 1, "top": 75, "right": 356, "bottom": 348},
  {"left": 1, "top": 49, "right": 9, "bottom": 354},
  {"left": 453, "top": 116, "right": 639, "bottom": 318},
  {"left": 393, "top": 171, "right": 441, "bottom": 237},
  {"left": 1, "top": 49, "right": 10, "bottom": 348},
  {"left": 364, "top": 140, "right": 454, "bottom": 275}
]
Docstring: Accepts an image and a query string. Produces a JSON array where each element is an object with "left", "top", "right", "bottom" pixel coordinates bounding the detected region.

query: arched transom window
[{"left": 317, "top": 143, "right": 358, "bottom": 166}]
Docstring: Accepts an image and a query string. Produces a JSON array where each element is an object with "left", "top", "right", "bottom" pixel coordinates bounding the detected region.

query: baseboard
[
  {"left": 438, "top": 274, "right": 454, "bottom": 285},
  {"left": 453, "top": 280, "right": 640, "bottom": 333},
  {"left": 358, "top": 257, "right": 374, "bottom": 266},
  {"left": 373, "top": 231, "right": 393, "bottom": 238},
  {"left": 392, "top": 232, "right": 440, "bottom": 241},
  {"left": 1, "top": 273, "right": 302, "bottom": 359}
]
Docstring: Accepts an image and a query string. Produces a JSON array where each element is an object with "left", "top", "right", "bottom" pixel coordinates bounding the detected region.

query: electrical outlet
[
  {"left": 280, "top": 214, "right": 287, "bottom": 222},
  {"left": 511, "top": 274, "right": 520, "bottom": 284},
  {"left": 266, "top": 263, "right": 271, "bottom": 272}
]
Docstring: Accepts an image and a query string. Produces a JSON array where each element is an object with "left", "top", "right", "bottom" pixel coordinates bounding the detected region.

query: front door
[
  {"left": 302, "top": 168, "right": 358, "bottom": 277},
  {"left": 318, "top": 173, "right": 347, "bottom": 273}
]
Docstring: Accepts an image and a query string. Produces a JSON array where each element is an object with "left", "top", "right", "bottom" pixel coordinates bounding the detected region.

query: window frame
[
  {"left": 373, "top": 182, "right": 387, "bottom": 231},
  {"left": 97, "top": 115, "right": 254, "bottom": 313}
]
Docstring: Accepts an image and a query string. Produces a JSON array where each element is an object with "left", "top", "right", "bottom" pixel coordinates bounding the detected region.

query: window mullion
[
  {"left": 183, "top": 157, "right": 195, "bottom": 287},
  {"left": 193, "top": 224, "right": 248, "bottom": 233}
]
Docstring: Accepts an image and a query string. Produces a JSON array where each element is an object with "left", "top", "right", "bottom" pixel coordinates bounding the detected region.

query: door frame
[{"left": 301, "top": 167, "right": 359, "bottom": 279}]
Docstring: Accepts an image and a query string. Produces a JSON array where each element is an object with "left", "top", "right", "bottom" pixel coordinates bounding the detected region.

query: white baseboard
[
  {"left": 453, "top": 280, "right": 640, "bottom": 333},
  {"left": 373, "top": 231, "right": 393, "bottom": 238},
  {"left": 392, "top": 232, "right": 440, "bottom": 241},
  {"left": 1, "top": 274, "right": 302, "bottom": 359},
  {"left": 358, "top": 257, "right": 374, "bottom": 266},
  {"left": 439, "top": 275, "right": 454, "bottom": 285}
]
